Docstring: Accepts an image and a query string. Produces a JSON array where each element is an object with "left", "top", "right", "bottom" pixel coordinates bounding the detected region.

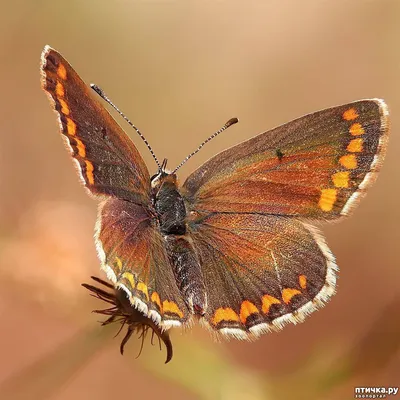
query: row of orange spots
[
  {"left": 318, "top": 107, "right": 365, "bottom": 212},
  {"left": 340, "top": 107, "right": 365, "bottom": 173},
  {"left": 115, "top": 261, "right": 184, "bottom": 318},
  {"left": 119, "top": 269, "right": 149, "bottom": 301},
  {"left": 212, "top": 275, "right": 308, "bottom": 326},
  {"left": 53, "top": 61, "right": 94, "bottom": 184}
]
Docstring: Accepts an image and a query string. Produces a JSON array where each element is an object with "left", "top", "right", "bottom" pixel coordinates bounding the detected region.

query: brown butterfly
[{"left": 41, "top": 45, "right": 389, "bottom": 345}]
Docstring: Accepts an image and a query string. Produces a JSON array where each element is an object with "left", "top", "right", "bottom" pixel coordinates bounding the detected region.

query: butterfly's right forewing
[{"left": 41, "top": 46, "right": 150, "bottom": 204}]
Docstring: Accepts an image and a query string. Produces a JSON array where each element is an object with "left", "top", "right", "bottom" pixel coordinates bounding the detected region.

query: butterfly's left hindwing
[
  {"left": 96, "top": 198, "right": 189, "bottom": 329},
  {"left": 188, "top": 213, "right": 337, "bottom": 338}
]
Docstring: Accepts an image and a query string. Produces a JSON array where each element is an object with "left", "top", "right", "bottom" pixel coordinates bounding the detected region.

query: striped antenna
[
  {"left": 172, "top": 117, "right": 239, "bottom": 174},
  {"left": 90, "top": 84, "right": 162, "bottom": 170}
]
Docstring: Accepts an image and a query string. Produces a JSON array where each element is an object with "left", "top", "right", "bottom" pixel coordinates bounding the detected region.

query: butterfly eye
[{"left": 150, "top": 170, "right": 168, "bottom": 184}]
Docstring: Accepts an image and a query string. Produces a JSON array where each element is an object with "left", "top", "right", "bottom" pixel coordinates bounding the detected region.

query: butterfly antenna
[
  {"left": 172, "top": 117, "right": 239, "bottom": 174},
  {"left": 91, "top": 84, "right": 162, "bottom": 169}
]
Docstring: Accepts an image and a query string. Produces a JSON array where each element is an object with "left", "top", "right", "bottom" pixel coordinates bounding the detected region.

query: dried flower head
[{"left": 82, "top": 277, "right": 173, "bottom": 363}]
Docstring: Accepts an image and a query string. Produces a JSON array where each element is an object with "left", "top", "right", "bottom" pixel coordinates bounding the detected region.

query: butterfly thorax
[
  {"left": 152, "top": 173, "right": 187, "bottom": 235},
  {"left": 151, "top": 172, "right": 207, "bottom": 315}
]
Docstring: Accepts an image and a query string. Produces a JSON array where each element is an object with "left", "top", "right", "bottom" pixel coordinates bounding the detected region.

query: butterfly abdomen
[{"left": 165, "top": 235, "right": 207, "bottom": 316}]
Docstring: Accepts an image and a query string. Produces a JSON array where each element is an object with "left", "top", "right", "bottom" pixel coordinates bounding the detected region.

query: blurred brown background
[{"left": 0, "top": 1, "right": 399, "bottom": 399}]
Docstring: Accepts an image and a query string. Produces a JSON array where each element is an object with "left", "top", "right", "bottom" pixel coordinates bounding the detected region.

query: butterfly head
[{"left": 150, "top": 158, "right": 178, "bottom": 190}]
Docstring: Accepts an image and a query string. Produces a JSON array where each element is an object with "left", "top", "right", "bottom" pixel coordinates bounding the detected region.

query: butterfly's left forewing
[{"left": 183, "top": 100, "right": 389, "bottom": 219}]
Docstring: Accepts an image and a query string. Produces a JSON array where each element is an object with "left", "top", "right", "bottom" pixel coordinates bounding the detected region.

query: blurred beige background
[{"left": 0, "top": 1, "right": 399, "bottom": 399}]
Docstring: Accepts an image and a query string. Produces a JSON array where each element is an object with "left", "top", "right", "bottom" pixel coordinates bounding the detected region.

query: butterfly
[{"left": 41, "top": 45, "right": 389, "bottom": 344}]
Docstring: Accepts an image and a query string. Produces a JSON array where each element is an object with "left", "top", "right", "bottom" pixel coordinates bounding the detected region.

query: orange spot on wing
[
  {"left": 57, "top": 63, "right": 67, "bottom": 80},
  {"left": 84, "top": 160, "right": 95, "bottom": 184},
  {"left": 163, "top": 300, "right": 184, "bottom": 318},
  {"left": 332, "top": 171, "right": 350, "bottom": 188},
  {"left": 136, "top": 282, "right": 149, "bottom": 300},
  {"left": 339, "top": 154, "right": 357, "bottom": 169},
  {"left": 59, "top": 99, "right": 70, "bottom": 115},
  {"left": 318, "top": 188, "right": 337, "bottom": 211},
  {"left": 349, "top": 123, "right": 365, "bottom": 136},
  {"left": 56, "top": 82, "right": 65, "bottom": 97},
  {"left": 347, "top": 138, "right": 363, "bottom": 153},
  {"left": 121, "top": 271, "right": 135, "bottom": 288},
  {"left": 343, "top": 108, "right": 359, "bottom": 121},
  {"left": 66, "top": 118, "right": 76, "bottom": 136},
  {"left": 282, "top": 288, "right": 301, "bottom": 304},
  {"left": 212, "top": 307, "right": 240, "bottom": 325},
  {"left": 151, "top": 292, "right": 162, "bottom": 310},
  {"left": 299, "top": 275, "right": 307, "bottom": 289},
  {"left": 75, "top": 138, "right": 86, "bottom": 157},
  {"left": 261, "top": 295, "right": 281, "bottom": 314},
  {"left": 115, "top": 257, "right": 123, "bottom": 271},
  {"left": 239, "top": 301, "right": 259, "bottom": 324}
]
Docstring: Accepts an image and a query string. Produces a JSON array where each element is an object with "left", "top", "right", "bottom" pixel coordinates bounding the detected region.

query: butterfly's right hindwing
[{"left": 96, "top": 198, "right": 190, "bottom": 329}]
